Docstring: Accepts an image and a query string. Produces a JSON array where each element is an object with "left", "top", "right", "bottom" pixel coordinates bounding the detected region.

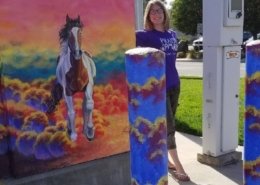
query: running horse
[{"left": 47, "top": 15, "right": 96, "bottom": 141}]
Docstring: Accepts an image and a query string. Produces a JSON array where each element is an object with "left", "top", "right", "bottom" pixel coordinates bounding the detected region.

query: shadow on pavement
[
  {"left": 212, "top": 161, "right": 243, "bottom": 185},
  {"left": 178, "top": 132, "right": 243, "bottom": 185}
]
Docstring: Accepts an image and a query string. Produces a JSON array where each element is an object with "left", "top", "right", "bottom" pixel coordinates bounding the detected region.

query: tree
[
  {"left": 171, "top": 0, "right": 260, "bottom": 38},
  {"left": 244, "top": 0, "right": 260, "bottom": 39},
  {"left": 171, "top": 0, "right": 202, "bottom": 35}
]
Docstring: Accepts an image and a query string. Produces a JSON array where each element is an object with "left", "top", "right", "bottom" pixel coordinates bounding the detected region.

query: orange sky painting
[{"left": 0, "top": 0, "right": 135, "bottom": 55}]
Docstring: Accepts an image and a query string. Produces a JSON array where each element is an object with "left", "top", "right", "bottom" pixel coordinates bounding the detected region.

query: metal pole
[{"left": 135, "top": 0, "right": 143, "bottom": 30}]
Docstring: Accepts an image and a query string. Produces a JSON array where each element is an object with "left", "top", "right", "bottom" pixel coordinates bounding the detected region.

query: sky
[
  {"left": 0, "top": 0, "right": 135, "bottom": 54},
  {"left": 166, "top": 0, "right": 174, "bottom": 9}
]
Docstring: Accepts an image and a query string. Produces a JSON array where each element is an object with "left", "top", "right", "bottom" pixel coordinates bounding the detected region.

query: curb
[
  {"left": 177, "top": 58, "right": 245, "bottom": 63},
  {"left": 176, "top": 58, "right": 203, "bottom": 62}
]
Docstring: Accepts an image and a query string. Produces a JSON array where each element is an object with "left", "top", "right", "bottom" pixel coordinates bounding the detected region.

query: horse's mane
[{"left": 59, "top": 15, "right": 84, "bottom": 43}]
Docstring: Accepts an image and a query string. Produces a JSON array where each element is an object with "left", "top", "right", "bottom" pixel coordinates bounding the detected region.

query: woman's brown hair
[{"left": 143, "top": 0, "right": 170, "bottom": 31}]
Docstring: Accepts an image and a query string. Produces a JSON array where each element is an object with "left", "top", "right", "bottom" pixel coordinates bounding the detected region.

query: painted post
[
  {"left": 125, "top": 47, "right": 168, "bottom": 185},
  {"left": 244, "top": 40, "right": 260, "bottom": 184}
]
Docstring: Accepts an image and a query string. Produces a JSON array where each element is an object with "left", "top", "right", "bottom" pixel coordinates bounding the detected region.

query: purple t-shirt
[{"left": 136, "top": 29, "right": 180, "bottom": 90}]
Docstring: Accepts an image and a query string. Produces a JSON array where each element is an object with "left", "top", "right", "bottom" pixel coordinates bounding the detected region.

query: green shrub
[
  {"left": 177, "top": 51, "right": 187, "bottom": 58},
  {"left": 187, "top": 50, "right": 203, "bottom": 59}
]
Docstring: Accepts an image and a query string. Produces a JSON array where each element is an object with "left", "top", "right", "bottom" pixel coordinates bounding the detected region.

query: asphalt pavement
[{"left": 176, "top": 58, "right": 246, "bottom": 78}]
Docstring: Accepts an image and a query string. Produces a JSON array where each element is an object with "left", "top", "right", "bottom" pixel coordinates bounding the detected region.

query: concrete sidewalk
[{"left": 168, "top": 132, "right": 243, "bottom": 185}]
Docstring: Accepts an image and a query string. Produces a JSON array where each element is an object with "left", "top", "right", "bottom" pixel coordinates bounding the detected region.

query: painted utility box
[{"left": 0, "top": 0, "right": 135, "bottom": 178}]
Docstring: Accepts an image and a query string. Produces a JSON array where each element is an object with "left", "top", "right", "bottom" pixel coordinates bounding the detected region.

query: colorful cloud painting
[{"left": 0, "top": 0, "right": 135, "bottom": 177}]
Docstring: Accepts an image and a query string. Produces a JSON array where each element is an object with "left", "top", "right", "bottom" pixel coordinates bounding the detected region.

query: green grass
[{"left": 175, "top": 77, "right": 245, "bottom": 145}]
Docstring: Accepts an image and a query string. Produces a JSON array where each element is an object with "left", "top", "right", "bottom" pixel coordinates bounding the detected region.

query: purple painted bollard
[
  {"left": 125, "top": 47, "right": 168, "bottom": 185},
  {"left": 244, "top": 40, "right": 260, "bottom": 184}
]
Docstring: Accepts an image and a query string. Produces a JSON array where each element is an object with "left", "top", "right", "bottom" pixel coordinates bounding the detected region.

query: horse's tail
[
  {"left": 46, "top": 56, "right": 63, "bottom": 114},
  {"left": 46, "top": 83, "right": 63, "bottom": 114}
]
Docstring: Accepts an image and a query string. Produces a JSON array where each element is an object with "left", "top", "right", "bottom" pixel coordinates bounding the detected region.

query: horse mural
[{"left": 47, "top": 15, "right": 96, "bottom": 142}]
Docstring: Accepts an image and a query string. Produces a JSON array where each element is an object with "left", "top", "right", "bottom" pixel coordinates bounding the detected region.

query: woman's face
[{"left": 149, "top": 4, "right": 164, "bottom": 27}]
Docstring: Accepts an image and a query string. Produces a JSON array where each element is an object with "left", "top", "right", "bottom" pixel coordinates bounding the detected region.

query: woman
[{"left": 136, "top": 0, "right": 190, "bottom": 181}]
